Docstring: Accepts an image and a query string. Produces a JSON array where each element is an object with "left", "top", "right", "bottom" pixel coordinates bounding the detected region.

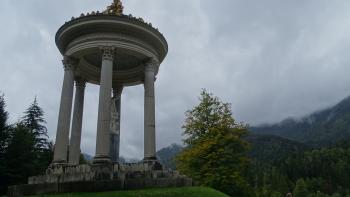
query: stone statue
[
  {"left": 110, "top": 97, "right": 119, "bottom": 134},
  {"left": 110, "top": 94, "right": 121, "bottom": 163},
  {"left": 104, "top": 0, "right": 124, "bottom": 15}
]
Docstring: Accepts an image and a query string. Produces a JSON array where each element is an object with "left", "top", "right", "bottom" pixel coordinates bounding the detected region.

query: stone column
[
  {"left": 110, "top": 86, "right": 123, "bottom": 163},
  {"left": 52, "top": 57, "right": 77, "bottom": 165},
  {"left": 94, "top": 47, "right": 115, "bottom": 164},
  {"left": 144, "top": 58, "right": 158, "bottom": 161},
  {"left": 68, "top": 79, "right": 86, "bottom": 165}
]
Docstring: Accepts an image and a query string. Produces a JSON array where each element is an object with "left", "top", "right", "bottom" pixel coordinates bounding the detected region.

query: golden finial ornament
[{"left": 104, "top": 0, "right": 124, "bottom": 15}]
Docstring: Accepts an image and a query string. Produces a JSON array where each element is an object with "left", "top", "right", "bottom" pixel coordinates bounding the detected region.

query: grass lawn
[{"left": 30, "top": 187, "right": 229, "bottom": 197}]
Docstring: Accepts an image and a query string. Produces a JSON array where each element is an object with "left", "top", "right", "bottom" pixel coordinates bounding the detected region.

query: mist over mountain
[
  {"left": 156, "top": 144, "right": 183, "bottom": 170},
  {"left": 251, "top": 96, "right": 350, "bottom": 147},
  {"left": 154, "top": 135, "right": 309, "bottom": 170},
  {"left": 84, "top": 95, "right": 350, "bottom": 170}
]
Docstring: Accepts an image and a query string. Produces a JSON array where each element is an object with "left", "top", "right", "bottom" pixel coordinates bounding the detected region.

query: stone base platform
[{"left": 8, "top": 162, "right": 192, "bottom": 197}]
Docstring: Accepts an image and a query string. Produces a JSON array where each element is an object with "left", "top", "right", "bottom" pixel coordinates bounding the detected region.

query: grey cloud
[{"left": 1, "top": 0, "right": 350, "bottom": 159}]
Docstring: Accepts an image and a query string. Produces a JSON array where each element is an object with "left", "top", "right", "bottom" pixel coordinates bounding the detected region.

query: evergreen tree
[
  {"left": 1, "top": 98, "right": 52, "bottom": 193},
  {"left": 4, "top": 123, "right": 52, "bottom": 193},
  {"left": 21, "top": 97, "right": 48, "bottom": 150},
  {"left": 0, "top": 94, "right": 10, "bottom": 195},
  {"left": 5, "top": 124, "right": 36, "bottom": 185},
  {"left": 0, "top": 93, "right": 10, "bottom": 155},
  {"left": 294, "top": 179, "right": 308, "bottom": 197},
  {"left": 331, "top": 193, "right": 341, "bottom": 197},
  {"left": 21, "top": 98, "right": 52, "bottom": 176},
  {"left": 37, "top": 140, "right": 54, "bottom": 173},
  {"left": 271, "top": 191, "right": 283, "bottom": 197},
  {"left": 177, "top": 90, "right": 253, "bottom": 196},
  {"left": 316, "top": 191, "right": 329, "bottom": 197}
]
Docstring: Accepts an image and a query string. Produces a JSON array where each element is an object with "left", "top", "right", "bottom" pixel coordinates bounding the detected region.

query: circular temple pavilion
[
  {"left": 8, "top": 1, "right": 191, "bottom": 196},
  {"left": 53, "top": 0, "right": 167, "bottom": 166}
]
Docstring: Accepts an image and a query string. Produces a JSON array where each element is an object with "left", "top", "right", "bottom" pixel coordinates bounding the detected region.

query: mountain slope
[
  {"left": 246, "top": 134, "right": 308, "bottom": 162},
  {"left": 155, "top": 134, "right": 308, "bottom": 169},
  {"left": 156, "top": 143, "right": 183, "bottom": 170},
  {"left": 251, "top": 96, "right": 350, "bottom": 146},
  {"left": 246, "top": 134, "right": 308, "bottom": 166}
]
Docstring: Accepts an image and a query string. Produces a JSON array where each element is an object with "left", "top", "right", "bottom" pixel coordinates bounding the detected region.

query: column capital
[
  {"left": 145, "top": 57, "right": 159, "bottom": 72},
  {"left": 62, "top": 56, "right": 79, "bottom": 71},
  {"left": 100, "top": 46, "right": 116, "bottom": 60}
]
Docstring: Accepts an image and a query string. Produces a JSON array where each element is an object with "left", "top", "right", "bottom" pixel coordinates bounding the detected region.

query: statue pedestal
[{"left": 7, "top": 163, "right": 192, "bottom": 197}]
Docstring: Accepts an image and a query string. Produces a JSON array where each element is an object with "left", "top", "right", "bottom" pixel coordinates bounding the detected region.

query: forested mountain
[
  {"left": 246, "top": 134, "right": 308, "bottom": 164},
  {"left": 155, "top": 134, "right": 308, "bottom": 170},
  {"left": 156, "top": 143, "right": 183, "bottom": 170},
  {"left": 251, "top": 96, "right": 350, "bottom": 147}
]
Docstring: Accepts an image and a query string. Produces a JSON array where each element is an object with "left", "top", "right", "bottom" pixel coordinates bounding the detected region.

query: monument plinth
[{"left": 8, "top": 1, "right": 191, "bottom": 196}]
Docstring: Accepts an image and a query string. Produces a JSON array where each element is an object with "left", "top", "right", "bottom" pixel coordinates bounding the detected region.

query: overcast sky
[{"left": 1, "top": 0, "right": 350, "bottom": 159}]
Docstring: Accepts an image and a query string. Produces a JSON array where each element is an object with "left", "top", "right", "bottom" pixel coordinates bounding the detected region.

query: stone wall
[{"left": 8, "top": 162, "right": 192, "bottom": 197}]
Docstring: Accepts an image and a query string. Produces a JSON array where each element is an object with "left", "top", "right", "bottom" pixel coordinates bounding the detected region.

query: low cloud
[{"left": 1, "top": 0, "right": 350, "bottom": 159}]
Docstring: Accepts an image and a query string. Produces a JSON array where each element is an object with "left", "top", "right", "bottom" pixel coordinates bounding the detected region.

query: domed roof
[{"left": 55, "top": 0, "right": 168, "bottom": 86}]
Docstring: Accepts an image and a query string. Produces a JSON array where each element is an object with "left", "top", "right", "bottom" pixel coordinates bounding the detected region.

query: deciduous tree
[
  {"left": 177, "top": 89, "right": 253, "bottom": 196},
  {"left": 294, "top": 179, "right": 308, "bottom": 197}
]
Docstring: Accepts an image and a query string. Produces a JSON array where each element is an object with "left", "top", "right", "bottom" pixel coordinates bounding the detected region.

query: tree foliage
[
  {"left": 0, "top": 94, "right": 10, "bottom": 155},
  {"left": 182, "top": 90, "right": 237, "bottom": 146},
  {"left": 294, "top": 179, "right": 308, "bottom": 197},
  {"left": 246, "top": 137, "right": 350, "bottom": 196},
  {"left": 5, "top": 124, "right": 36, "bottom": 184},
  {"left": 0, "top": 96, "right": 53, "bottom": 195},
  {"left": 21, "top": 97, "right": 48, "bottom": 150},
  {"left": 177, "top": 90, "right": 253, "bottom": 196},
  {"left": 0, "top": 94, "right": 11, "bottom": 194}
]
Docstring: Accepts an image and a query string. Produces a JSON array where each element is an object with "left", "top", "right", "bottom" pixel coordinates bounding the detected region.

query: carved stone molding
[
  {"left": 145, "top": 58, "right": 159, "bottom": 73},
  {"left": 62, "top": 56, "right": 79, "bottom": 71},
  {"left": 100, "top": 46, "right": 116, "bottom": 60}
]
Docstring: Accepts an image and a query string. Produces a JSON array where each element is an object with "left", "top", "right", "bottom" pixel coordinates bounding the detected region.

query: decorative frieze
[
  {"left": 100, "top": 46, "right": 116, "bottom": 61},
  {"left": 62, "top": 56, "right": 78, "bottom": 71},
  {"left": 67, "top": 1, "right": 161, "bottom": 35},
  {"left": 145, "top": 58, "right": 159, "bottom": 72}
]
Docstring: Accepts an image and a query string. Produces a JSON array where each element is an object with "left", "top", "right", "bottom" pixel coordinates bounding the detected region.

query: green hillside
[
  {"left": 30, "top": 187, "right": 228, "bottom": 197},
  {"left": 246, "top": 134, "right": 308, "bottom": 164}
]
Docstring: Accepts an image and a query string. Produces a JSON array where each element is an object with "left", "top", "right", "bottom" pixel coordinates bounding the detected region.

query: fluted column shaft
[
  {"left": 68, "top": 79, "right": 86, "bottom": 165},
  {"left": 144, "top": 59, "right": 158, "bottom": 160},
  {"left": 53, "top": 58, "right": 76, "bottom": 165},
  {"left": 94, "top": 47, "right": 115, "bottom": 164}
]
